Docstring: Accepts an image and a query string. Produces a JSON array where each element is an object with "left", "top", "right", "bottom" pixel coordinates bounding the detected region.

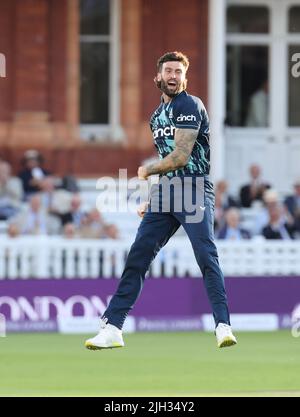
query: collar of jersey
[{"left": 160, "top": 90, "right": 187, "bottom": 105}]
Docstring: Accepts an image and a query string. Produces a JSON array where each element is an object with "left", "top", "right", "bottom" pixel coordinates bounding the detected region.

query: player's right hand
[{"left": 137, "top": 201, "right": 149, "bottom": 218}]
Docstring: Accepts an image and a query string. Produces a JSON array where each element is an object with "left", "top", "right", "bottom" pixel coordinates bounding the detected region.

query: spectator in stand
[
  {"left": 253, "top": 189, "right": 294, "bottom": 236},
  {"left": 61, "top": 175, "right": 80, "bottom": 193},
  {"left": 7, "top": 223, "right": 20, "bottom": 238},
  {"left": 0, "top": 161, "right": 23, "bottom": 220},
  {"left": 79, "top": 208, "right": 106, "bottom": 239},
  {"left": 214, "top": 180, "right": 239, "bottom": 233},
  {"left": 39, "top": 176, "right": 72, "bottom": 230},
  {"left": 18, "top": 150, "right": 51, "bottom": 198},
  {"left": 239, "top": 164, "right": 270, "bottom": 208},
  {"left": 217, "top": 208, "right": 251, "bottom": 240},
  {"left": 79, "top": 208, "right": 120, "bottom": 239},
  {"left": 262, "top": 202, "right": 295, "bottom": 240},
  {"left": 284, "top": 179, "right": 300, "bottom": 237},
  {"left": 61, "top": 193, "right": 86, "bottom": 228},
  {"left": 102, "top": 223, "right": 120, "bottom": 239},
  {"left": 63, "top": 222, "right": 79, "bottom": 239},
  {"left": 8, "top": 193, "right": 59, "bottom": 236}
]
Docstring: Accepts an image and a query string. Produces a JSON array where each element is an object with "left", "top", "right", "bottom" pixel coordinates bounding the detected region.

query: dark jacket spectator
[
  {"left": 217, "top": 208, "right": 251, "bottom": 240},
  {"left": 262, "top": 203, "right": 295, "bottom": 240},
  {"left": 61, "top": 193, "right": 86, "bottom": 227},
  {"left": 240, "top": 164, "right": 270, "bottom": 208},
  {"left": 218, "top": 225, "right": 251, "bottom": 240},
  {"left": 18, "top": 150, "right": 51, "bottom": 197},
  {"left": 262, "top": 223, "right": 295, "bottom": 240}
]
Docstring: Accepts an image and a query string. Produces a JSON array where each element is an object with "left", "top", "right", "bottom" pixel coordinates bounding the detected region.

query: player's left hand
[{"left": 138, "top": 166, "right": 148, "bottom": 180}]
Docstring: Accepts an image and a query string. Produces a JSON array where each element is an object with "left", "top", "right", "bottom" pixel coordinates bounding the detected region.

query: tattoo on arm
[{"left": 146, "top": 128, "right": 199, "bottom": 176}]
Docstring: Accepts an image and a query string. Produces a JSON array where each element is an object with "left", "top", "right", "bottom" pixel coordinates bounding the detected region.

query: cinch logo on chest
[
  {"left": 153, "top": 125, "right": 176, "bottom": 139},
  {"left": 177, "top": 114, "right": 196, "bottom": 122}
]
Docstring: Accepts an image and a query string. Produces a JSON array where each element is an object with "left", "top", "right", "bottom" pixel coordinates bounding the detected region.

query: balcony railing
[{"left": 1, "top": 236, "right": 300, "bottom": 279}]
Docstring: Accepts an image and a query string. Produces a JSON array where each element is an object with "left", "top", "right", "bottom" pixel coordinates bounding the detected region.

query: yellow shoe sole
[
  {"left": 218, "top": 337, "right": 237, "bottom": 348},
  {"left": 85, "top": 341, "right": 124, "bottom": 350}
]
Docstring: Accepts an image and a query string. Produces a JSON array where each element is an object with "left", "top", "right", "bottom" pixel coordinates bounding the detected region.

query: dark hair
[{"left": 157, "top": 51, "right": 189, "bottom": 72}]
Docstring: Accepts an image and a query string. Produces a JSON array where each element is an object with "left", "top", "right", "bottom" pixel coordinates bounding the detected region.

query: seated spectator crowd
[
  {"left": 0, "top": 150, "right": 119, "bottom": 240},
  {"left": 215, "top": 164, "right": 300, "bottom": 240},
  {"left": 1, "top": 152, "right": 300, "bottom": 241}
]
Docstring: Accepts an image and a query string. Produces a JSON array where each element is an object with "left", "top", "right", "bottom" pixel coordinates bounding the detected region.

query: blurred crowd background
[
  {"left": 1, "top": 0, "right": 300, "bottom": 244},
  {"left": 1, "top": 149, "right": 300, "bottom": 242}
]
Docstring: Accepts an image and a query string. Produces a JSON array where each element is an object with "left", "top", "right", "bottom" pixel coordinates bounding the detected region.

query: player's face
[{"left": 157, "top": 61, "right": 187, "bottom": 97}]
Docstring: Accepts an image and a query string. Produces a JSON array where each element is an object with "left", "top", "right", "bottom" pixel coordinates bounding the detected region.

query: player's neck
[
  {"left": 162, "top": 89, "right": 184, "bottom": 104},
  {"left": 162, "top": 93, "right": 173, "bottom": 103}
]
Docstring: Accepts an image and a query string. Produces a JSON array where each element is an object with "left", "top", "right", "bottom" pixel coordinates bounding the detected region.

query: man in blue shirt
[{"left": 85, "top": 51, "right": 237, "bottom": 349}]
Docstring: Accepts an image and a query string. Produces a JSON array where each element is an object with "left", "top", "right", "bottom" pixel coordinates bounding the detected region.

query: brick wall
[
  {"left": 0, "top": 145, "right": 152, "bottom": 177},
  {"left": 141, "top": 0, "right": 209, "bottom": 121},
  {"left": 0, "top": 0, "right": 14, "bottom": 121},
  {"left": 0, "top": 0, "right": 67, "bottom": 121},
  {"left": 48, "top": 0, "right": 68, "bottom": 122},
  {"left": 0, "top": 0, "right": 209, "bottom": 176}
]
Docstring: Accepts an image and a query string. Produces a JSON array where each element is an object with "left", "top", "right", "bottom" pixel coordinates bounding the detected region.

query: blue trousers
[{"left": 103, "top": 178, "right": 230, "bottom": 329}]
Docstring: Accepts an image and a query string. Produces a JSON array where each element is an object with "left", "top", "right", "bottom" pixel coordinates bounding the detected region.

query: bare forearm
[
  {"left": 145, "top": 128, "right": 199, "bottom": 176},
  {"left": 138, "top": 128, "right": 199, "bottom": 180},
  {"left": 145, "top": 150, "right": 187, "bottom": 176}
]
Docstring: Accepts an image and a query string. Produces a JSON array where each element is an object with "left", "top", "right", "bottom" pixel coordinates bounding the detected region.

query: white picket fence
[{"left": 1, "top": 236, "right": 300, "bottom": 279}]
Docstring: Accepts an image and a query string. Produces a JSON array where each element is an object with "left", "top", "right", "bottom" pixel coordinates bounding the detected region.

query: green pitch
[{"left": 0, "top": 331, "right": 299, "bottom": 397}]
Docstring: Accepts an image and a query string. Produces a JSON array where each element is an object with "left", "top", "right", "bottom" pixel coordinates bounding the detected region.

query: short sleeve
[{"left": 171, "top": 95, "right": 202, "bottom": 130}]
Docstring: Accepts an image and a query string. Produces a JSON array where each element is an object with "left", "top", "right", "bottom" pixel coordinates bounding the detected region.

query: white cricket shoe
[
  {"left": 215, "top": 323, "right": 237, "bottom": 348},
  {"left": 85, "top": 319, "right": 124, "bottom": 350}
]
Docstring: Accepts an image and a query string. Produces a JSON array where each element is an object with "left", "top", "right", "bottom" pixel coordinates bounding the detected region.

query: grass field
[{"left": 0, "top": 330, "right": 299, "bottom": 397}]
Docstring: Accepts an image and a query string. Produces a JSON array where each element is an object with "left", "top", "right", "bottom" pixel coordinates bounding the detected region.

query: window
[
  {"left": 79, "top": 0, "right": 121, "bottom": 140},
  {"left": 288, "top": 6, "right": 300, "bottom": 126},
  {"left": 289, "top": 6, "right": 300, "bottom": 33},
  {"left": 225, "top": 5, "right": 270, "bottom": 127},
  {"left": 80, "top": 42, "right": 109, "bottom": 124},
  {"left": 80, "top": 0, "right": 110, "bottom": 35},
  {"left": 227, "top": 6, "right": 269, "bottom": 34},
  {"left": 226, "top": 45, "right": 269, "bottom": 127},
  {"left": 288, "top": 45, "right": 300, "bottom": 126}
]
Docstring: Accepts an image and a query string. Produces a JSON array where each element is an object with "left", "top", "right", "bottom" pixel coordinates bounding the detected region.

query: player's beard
[{"left": 159, "top": 78, "right": 186, "bottom": 98}]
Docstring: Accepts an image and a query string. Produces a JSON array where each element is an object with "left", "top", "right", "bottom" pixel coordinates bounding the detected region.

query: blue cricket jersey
[{"left": 150, "top": 91, "right": 210, "bottom": 177}]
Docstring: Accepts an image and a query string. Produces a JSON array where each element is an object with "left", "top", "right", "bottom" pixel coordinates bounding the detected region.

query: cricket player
[{"left": 85, "top": 51, "right": 237, "bottom": 349}]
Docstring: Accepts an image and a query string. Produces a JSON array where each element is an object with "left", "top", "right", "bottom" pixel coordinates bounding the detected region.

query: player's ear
[{"left": 154, "top": 73, "right": 161, "bottom": 89}]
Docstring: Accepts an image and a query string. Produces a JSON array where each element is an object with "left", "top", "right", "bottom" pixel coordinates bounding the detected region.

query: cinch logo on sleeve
[
  {"left": 153, "top": 125, "right": 176, "bottom": 139},
  {"left": 176, "top": 114, "right": 196, "bottom": 122}
]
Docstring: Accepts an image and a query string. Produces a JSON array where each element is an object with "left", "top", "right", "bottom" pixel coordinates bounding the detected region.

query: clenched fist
[
  {"left": 137, "top": 166, "right": 148, "bottom": 180},
  {"left": 137, "top": 201, "right": 149, "bottom": 218}
]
